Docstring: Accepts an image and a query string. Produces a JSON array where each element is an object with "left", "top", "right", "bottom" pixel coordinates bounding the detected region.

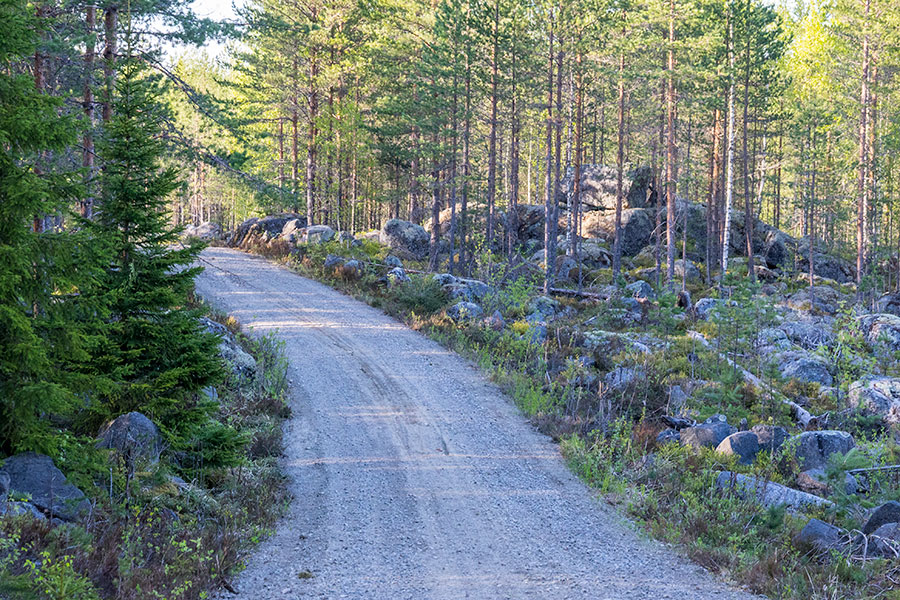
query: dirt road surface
[{"left": 195, "top": 247, "right": 760, "bottom": 600}]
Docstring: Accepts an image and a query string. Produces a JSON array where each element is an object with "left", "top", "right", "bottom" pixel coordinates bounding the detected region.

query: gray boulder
[
  {"left": 875, "top": 292, "right": 900, "bottom": 317},
  {"left": 779, "top": 317, "right": 834, "bottom": 350},
  {"left": 97, "top": 412, "right": 161, "bottom": 462},
  {"left": 603, "top": 367, "right": 643, "bottom": 391},
  {"left": 0, "top": 471, "right": 8, "bottom": 498},
  {"left": 796, "top": 518, "right": 845, "bottom": 553},
  {"left": 863, "top": 501, "right": 900, "bottom": 535},
  {"left": 323, "top": 254, "right": 345, "bottom": 270},
  {"left": 229, "top": 214, "right": 304, "bottom": 247},
  {"left": 0, "top": 453, "right": 90, "bottom": 521},
  {"left": 581, "top": 208, "right": 653, "bottom": 256},
  {"left": 656, "top": 429, "right": 681, "bottom": 445},
  {"left": 384, "top": 255, "right": 403, "bottom": 268},
  {"left": 305, "top": 224, "right": 336, "bottom": 244},
  {"left": 848, "top": 376, "right": 900, "bottom": 424},
  {"left": 694, "top": 297, "right": 723, "bottom": 320},
  {"left": 784, "top": 285, "right": 845, "bottom": 316},
  {"left": 792, "top": 430, "right": 855, "bottom": 471},
  {"left": 857, "top": 313, "right": 900, "bottom": 353},
  {"left": 446, "top": 302, "right": 483, "bottom": 322},
  {"left": 716, "top": 432, "right": 761, "bottom": 465},
  {"left": 558, "top": 164, "right": 653, "bottom": 211},
  {"left": 386, "top": 267, "right": 410, "bottom": 285},
  {"left": 555, "top": 255, "right": 579, "bottom": 282},
  {"left": 751, "top": 425, "right": 788, "bottom": 452},
  {"left": 528, "top": 295, "right": 560, "bottom": 319},
  {"left": 200, "top": 317, "right": 257, "bottom": 384},
  {"left": 0, "top": 501, "right": 47, "bottom": 521},
  {"left": 341, "top": 259, "right": 362, "bottom": 279},
  {"left": 681, "top": 415, "right": 736, "bottom": 450},
  {"left": 381, "top": 219, "right": 430, "bottom": 260},
  {"left": 869, "top": 523, "right": 900, "bottom": 558},
  {"left": 182, "top": 221, "right": 222, "bottom": 241},
  {"left": 716, "top": 471, "right": 833, "bottom": 511},
  {"left": 776, "top": 351, "right": 833, "bottom": 387},
  {"left": 527, "top": 324, "right": 548, "bottom": 345},
  {"left": 625, "top": 280, "right": 655, "bottom": 301}
]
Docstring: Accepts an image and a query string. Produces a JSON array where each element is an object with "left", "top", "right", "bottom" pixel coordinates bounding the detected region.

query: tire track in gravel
[{"left": 195, "top": 246, "right": 762, "bottom": 600}]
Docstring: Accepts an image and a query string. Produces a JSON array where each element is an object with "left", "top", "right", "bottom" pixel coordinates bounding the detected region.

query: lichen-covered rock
[
  {"left": 0, "top": 453, "right": 90, "bottom": 521},
  {"left": 602, "top": 366, "right": 643, "bottom": 391},
  {"left": 716, "top": 432, "right": 762, "bottom": 465},
  {"left": 324, "top": 254, "right": 345, "bottom": 270},
  {"left": 305, "top": 225, "right": 336, "bottom": 244},
  {"left": 625, "top": 280, "right": 655, "bottom": 300},
  {"left": 381, "top": 219, "right": 430, "bottom": 260},
  {"left": 681, "top": 415, "right": 736, "bottom": 450},
  {"left": 97, "top": 412, "right": 161, "bottom": 463},
  {"left": 446, "top": 302, "right": 483, "bottom": 322},
  {"left": 791, "top": 430, "right": 855, "bottom": 471},
  {"left": 796, "top": 518, "right": 845, "bottom": 553},
  {"left": 384, "top": 255, "right": 403, "bottom": 268},
  {"left": 200, "top": 317, "right": 257, "bottom": 385},
  {"left": 694, "top": 297, "right": 723, "bottom": 320},
  {"left": 386, "top": 267, "right": 410, "bottom": 285},
  {"left": 857, "top": 313, "right": 900, "bottom": 353},
  {"left": 751, "top": 425, "right": 788, "bottom": 452},
  {"left": 581, "top": 208, "right": 653, "bottom": 256},
  {"left": 182, "top": 221, "right": 222, "bottom": 241},
  {"left": 776, "top": 351, "right": 833, "bottom": 387},
  {"left": 848, "top": 376, "right": 900, "bottom": 424},
  {"left": 863, "top": 501, "right": 900, "bottom": 535},
  {"left": 783, "top": 285, "right": 845, "bottom": 316}
]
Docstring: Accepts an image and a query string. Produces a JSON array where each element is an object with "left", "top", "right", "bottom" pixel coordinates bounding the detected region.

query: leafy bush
[{"left": 392, "top": 276, "right": 449, "bottom": 315}]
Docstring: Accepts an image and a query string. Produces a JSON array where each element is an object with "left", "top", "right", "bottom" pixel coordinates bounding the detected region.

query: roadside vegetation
[{"left": 242, "top": 233, "right": 900, "bottom": 600}]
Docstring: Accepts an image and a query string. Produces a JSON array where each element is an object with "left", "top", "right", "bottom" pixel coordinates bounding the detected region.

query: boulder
[
  {"left": 557, "top": 238, "right": 611, "bottom": 268},
  {"left": 751, "top": 425, "right": 788, "bottom": 453},
  {"left": 694, "top": 297, "right": 723, "bottom": 320},
  {"left": 384, "top": 255, "right": 403, "bottom": 268},
  {"left": 792, "top": 430, "right": 855, "bottom": 471},
  {"left": 797, "top": 249, "right": 855, "bottom": 284},
  {"left": 555, "top": 255, "right": 580, "bottom": 282},
  {"left": 796, "top": 518, "right": 845, "bottom": 553},
  {"left": 776, "top": 351, "right": 833, "bottom": 387},
  {"left": 848, "top": 376, "right": 900, "bottom": 424},
  {"left": 581, "top": 208, "right": 653, "bottom": 256},
  {"left": 868, "top": 523, "right": 900, "bottom": 558},
  {"left": 857, "top": 313, "right": 900, "bottom": 353},
  {"left": 200, "top": 317, "right": 257, "bottom": 384},
  {"left": 716, "top": 471, "right": 833, "bottom": 511},
  {"left": 625, "top": 280, "right": 655, "bottom": 301},
  {"left": 229, "top": 214, "right": 304, "bottom": 247},
  {"left": 784, "top": 285, "right": 845, "bottom": 316},
  {"left": 281, "top": 218, "right": 305, "bottom": 239},
  {"left": 182, "top": 221, "right": 222, "bottom": 241},
  {"left": 446, "top": 302, "right": 483, "bottom": 322},
  {"left": 681, "top": 415, "right": 736, "bottom": 450},
  {"left": 603, "top": 366, "right": 643, "bottom": 391},
  {"left": 558, "top": 164, "right": 653, "bottom": 211},
  {"left": 656, "top": 429, "right": 681, "bottom": 445},
  {"left": 863, "top": 501, "right": 900, "bottom": 535},
  {"left": 527, "top": 324, "right": 548, "bottom": 345},
  {"left": 0, "top": 501, "right": 47, "bottom": 521},
  {"left": 381, "top": 219, "right": 430, "bottom": 260},
  {"left": 340, "top": 259, "right": 362, "bottom": 280},
  {"left": 323, "top": 254, "right": 345, "bottom": 270},
  {"left": 484, "top": 310, "right": 506, "bottom": 331},
  {"left": 716, "top": 431, "right": 761, "bottom": 465},
  {"left": 386, "top": 267, "right": 410, "bottom": 285},
  {"left": 875, "top": 292, "right": 900, "bottom": 317},
  {"left": 305, "top": 224, "right": 336, "bottom": 244},
  {"left": 0, "top": 453, "right": 90, "bottom": 521},
  {"left": 97, "top": 412, "right": 161, "bottom": 462},
  {"left": 528, "top": 295, "right": 560, "bottom": 319},
  {"left": 583, "top": 330, "right": 651, "bottom": 356},
  {"left": 778, "top": 317, "right": 834, "bottom": 350},
  {"left": 675, "top": 259, "right": 701, "bottom": 282}
]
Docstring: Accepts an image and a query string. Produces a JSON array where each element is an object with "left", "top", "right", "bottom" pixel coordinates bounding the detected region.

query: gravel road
[{"left": 195, "top": 247, "right": 761, "bottom": 600}]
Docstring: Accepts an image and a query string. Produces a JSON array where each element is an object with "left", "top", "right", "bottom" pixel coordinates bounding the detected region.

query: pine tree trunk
[
  {"left": 486, "top": 0, "right": 500, "bottom": 250},
  {"left": 102, "top": 5, "right": 117, "bottom": 123},
  {"left": 543, "top": 18, "right": 556, "bottom": 294},
  {"left": 306, "top": 24, "right": 319, "bottom": 227},
  {"left": 508, "top": 51, "right": 520, "bottom": 260},
  {"left": 613, "top": 14, "right": 626, "bottom": 280},
  {"left": 82, "top": 5, "right": 96, "bottom": 219},
  {"left": 741, "top": 0, "right": 756, "bottom": 282},
  {"left": 857, "top": 0, "right": 871, "bottom": 289},
  {"left": 665, "top": 0, "right": 677, "bottom": 288}
]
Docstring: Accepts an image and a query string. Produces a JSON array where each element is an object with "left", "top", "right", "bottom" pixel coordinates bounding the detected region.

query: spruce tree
[
  {"left": 90, "top": 36, "right": 225, "bottom": 456},
  {"left": 0, "top": 0, "right": 105, "bottom": 455}
]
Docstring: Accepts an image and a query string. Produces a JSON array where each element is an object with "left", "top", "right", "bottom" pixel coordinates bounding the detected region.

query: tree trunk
[
  {"left": 721, "top": 10, "right": 736, "bottom": 277},
  {"left": 508, "top": 51, "right": 520, "bottom": 260},
  {"left": 102, "top": 5, "right": 117, "bottom": 123},
  {"left": 82, "top": 4, "right": 96, "bottom": 219},
  {"left": 486, "top": 0, "right": 500, "bottom": 250},
  {"left": 856, "top": 0, "right": 871, "bottom": 289},
  {"left": 741, "top": 0, "right": 756, "bottom": 282},
  {"left": 665, "top": 0, "right": 677, "bottom": 288},
  {"left": 306, "top": 24, "right": 319, "bottom": 227},
  {"left": 543, "top": 17, "right": 556, "bottom": 294},
  {"left": 612, "top": 14, "right": 626, "bottom": 280}
]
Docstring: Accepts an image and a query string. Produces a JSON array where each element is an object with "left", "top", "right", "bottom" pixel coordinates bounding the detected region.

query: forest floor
[{"left": 193, "top": 246, "right": 760, "bottom": 600}]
